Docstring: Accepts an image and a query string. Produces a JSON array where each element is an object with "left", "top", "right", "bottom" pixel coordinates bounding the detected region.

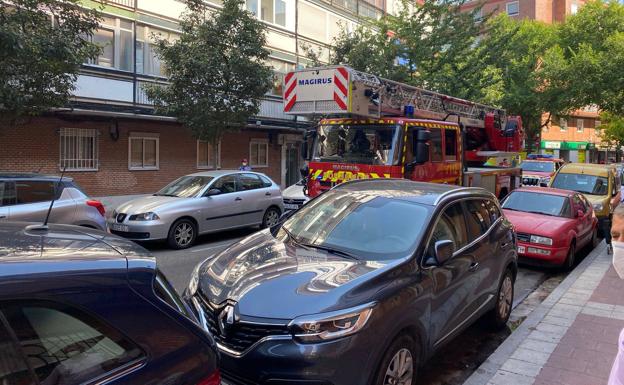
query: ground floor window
[
  {"left": 197, "top": 140, "right": 221, "bottom": 169},
  {"left": 129, "top": 135, "right": 159, "bottom": 170},
  {"left": 59, "top": 128, "right": 98, "bottom": 171},
  {"left": 250, "top": 139, "right": 269, "bottom": 167}
]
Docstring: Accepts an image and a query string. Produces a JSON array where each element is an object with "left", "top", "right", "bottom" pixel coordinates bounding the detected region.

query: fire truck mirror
[{"left": 413, "top": 128, "right": 431, "bottom": 165}]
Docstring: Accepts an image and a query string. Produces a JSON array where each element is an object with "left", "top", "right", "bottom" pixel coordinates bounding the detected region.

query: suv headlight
[
  {"left": 539, "top": 176, "right": 550, "bottom": 185},
  {"left": 289, "top": 302, "right": 375, "bottom": 342},
  {"left": 593, "top": 203, "right": 604, "bottom": 212},
  {"left": 129, "top": 212, "right": 160, "bottom": 221},
  {"left": 530, "top": 235, "right": 553, "bottom": 246}
]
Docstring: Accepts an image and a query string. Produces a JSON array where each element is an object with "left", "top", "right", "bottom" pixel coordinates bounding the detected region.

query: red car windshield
[{"left": 502, "top": 191, "right": 571, "bottom": 217}]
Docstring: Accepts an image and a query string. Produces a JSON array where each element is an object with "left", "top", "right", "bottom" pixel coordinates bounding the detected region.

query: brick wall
[{"left": 0, "top": 116, "right": 285, "bottom": 197}]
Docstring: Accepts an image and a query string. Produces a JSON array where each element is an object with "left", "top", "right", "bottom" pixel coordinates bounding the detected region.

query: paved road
[{"left": 144, "top": 227, "right": 551, "bottom": 299}]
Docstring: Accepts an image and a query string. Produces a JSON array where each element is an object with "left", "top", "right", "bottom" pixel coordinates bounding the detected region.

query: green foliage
[
  {"left": 146, "top": 0, "right": 272, "bottom": 160},
  {"left": 0, "top": 0, "right": 101, "bottom": 122},
  {"left": 598, "top": 112, "right": 624, "bottom": 150}
]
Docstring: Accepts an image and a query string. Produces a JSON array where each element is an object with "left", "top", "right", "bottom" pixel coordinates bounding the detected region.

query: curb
[{"left": 463, "top": 241, "right": 608, "bottom": 385}]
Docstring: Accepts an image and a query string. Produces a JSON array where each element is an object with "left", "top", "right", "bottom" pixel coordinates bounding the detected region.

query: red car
[{"left": 501, "top": 187, "right": 598, "bottom": 270}]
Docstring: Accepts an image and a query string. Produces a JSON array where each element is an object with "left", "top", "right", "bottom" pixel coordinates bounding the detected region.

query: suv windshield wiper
[
  {"left": 300, "top": 243, "right": 360, "bottom": 261},
  {"left": 281, "top": 226, "right": 299, "bottom": 243},
  {"left": 526, "top": 210, "right": 558, "bottom": 217}
]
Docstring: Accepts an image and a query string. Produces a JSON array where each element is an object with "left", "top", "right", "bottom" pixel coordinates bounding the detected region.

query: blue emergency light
[
  {"left": 527, "top": 154, "right": 554, "bottom": 160},
  {"left": 404, "top": 105, "right": 415, "bottom": 117}
]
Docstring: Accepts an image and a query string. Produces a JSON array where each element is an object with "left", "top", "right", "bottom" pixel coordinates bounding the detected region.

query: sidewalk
[{"left": 465, "top": 241, "right": 624, "bottom": 385}]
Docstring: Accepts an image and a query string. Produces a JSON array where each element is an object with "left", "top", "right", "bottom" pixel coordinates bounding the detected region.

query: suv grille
[
  {"left": 517, "top": 233, "right": 530, "bottom": 242},
  {"left": 283, "top": 198, "right": 306, "bottom": 205},
  {"left": 194, "top": 295, "right": 290, "bottom": 353}
]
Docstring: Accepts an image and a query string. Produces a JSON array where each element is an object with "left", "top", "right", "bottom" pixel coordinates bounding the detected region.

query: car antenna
[{"left": 26, "top": 166, "right": 67, "bottom": 232}]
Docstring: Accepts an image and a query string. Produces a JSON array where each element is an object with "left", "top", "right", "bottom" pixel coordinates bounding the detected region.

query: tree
[
  {"left": 475, "top": 15, "right": 570, "bottom": 152},
  {"left": 543, "top": 1, "right": 624, "bottom": 114},
  {"left": 598, "top": 112, "right": 624, "bottom": 161},
  {"left": 146, "top": 0, "right": 272, "bottom": 166},
  {"left": 0, "top": 0, "right": 101, "bottom": 123}
]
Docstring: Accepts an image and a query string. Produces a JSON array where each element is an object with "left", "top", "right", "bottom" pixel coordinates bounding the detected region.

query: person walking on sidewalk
[
  {"left": 608, "top": 204, "right": 624, "bottom": 384},
  {"left": 239, "top": 158, "right": 252, "bottom": 171}
]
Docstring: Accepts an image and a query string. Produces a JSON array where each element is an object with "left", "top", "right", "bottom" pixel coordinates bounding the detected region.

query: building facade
[{"left": 0, "top": 0, "right": 396, "bottom": 196}]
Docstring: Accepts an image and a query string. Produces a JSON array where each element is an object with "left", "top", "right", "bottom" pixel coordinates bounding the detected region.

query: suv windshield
[
  {"left": 502, "top": 191, "right": 570, "bottom": 217},
  {"left": 281, "top": 190, "right": 429, "bottom": 260},
  {"left": 521, "top": 161, "right": 555, "bottom": 173},
  {"left": 551, "top": 173, "right": 608, "bottom": 195},
  {"left": 156, "top": 176, "right": 214, "bottom": 197},
  {"left": 313, "top": 124, "right": 400, "bottom": 166}
]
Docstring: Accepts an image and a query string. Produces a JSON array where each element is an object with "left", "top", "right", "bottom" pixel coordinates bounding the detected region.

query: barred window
[
  {"left": 250, "top": 140, "right": 269, "bottom": 167},
  {"left": 59, "top": 128, "right": 98, "bottom": 171},
  {"left": 197, "top": 140, "right": 221, "bottom": 169}
]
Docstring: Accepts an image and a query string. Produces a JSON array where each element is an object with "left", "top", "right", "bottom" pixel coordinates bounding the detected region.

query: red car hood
[{"left": 503, "top": 209, "right": 571, "bottom": 237}]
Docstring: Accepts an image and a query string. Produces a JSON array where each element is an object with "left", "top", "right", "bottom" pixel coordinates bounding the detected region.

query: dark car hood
[{"left": 197, "top": 229, "right": 401, "bottom": 319}]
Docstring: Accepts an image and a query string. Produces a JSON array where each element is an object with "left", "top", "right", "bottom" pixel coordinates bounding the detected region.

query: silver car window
[
  {"left": 156, "top": 176, "right": 214, "bottom": 198},
  {"left": 210, "top": 175, "right": 238, "bottom": 194},
  {"left": 15, "top": 181, "right": 56, "bottom": 204},
  {"left": 0, "top": 182, "right": 17, "bottom": 207}
]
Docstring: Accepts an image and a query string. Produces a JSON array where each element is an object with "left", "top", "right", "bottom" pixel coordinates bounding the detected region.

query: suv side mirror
[
  {"left": 434, "top": 240, "right": 455, "bottom": 265},
  {"left": 205, "top": 188, "right": 221, "bottom": 197},
  {"left": 413, "top": 129, "right": 430, "bottom": 165}
]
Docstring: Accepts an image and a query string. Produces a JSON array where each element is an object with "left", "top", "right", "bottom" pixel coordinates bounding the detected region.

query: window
[
  {"left": 358, "top": 2, "right": 382, "bottom": 19},
  {"left": 15, "top": 181, "right": 57, "bottom": 204},
  {"left": 0, "top": 182, "right": 17, "bottom": 207},
  {"left": 240, "top": 173, "right": 264, "bottom": 190},
  {"left": 59, "top": 128, "right": 98, "bottom": 171},
  {"left": 428, "top": 202, "right": 467, "bottom": 255},
  {"left": 136, "top": 25, "right": 179, "bottom": 76},
  {"left": 247, "top": 0, "right": 287, "bottom": 26},
  {"left": 129, "top": 136, "right": 159, "bottom": 170},
  {"left": 268, "top": 59, "right": 296, "bottom": 96},
  {"left": 250, "top": 140, "right": 269, "bottom": 167},
  {"left": 444, "top": 129, "right": 457, "bottom": 161},
  {"left": 577, "top": 119, "right": 584, "bottom": 133},
  {"left": 430, "top": 128, "right": 443, "bottom": 162},
  {"left": 484, "top": 200, "right": 502, "bottom": 223},
  {"left": 197, "top": 141, "right": 221, "bottom": 169},
  {"left": 506, "top": 1, "right": 519, "bottom": 16},
  {"left": 559, "top": 118, "right": 568, "bottom": 132},
  {"left": 464, "top": 199, "right": 492, "bottom": 238},
  {"left": 0, "top": 316, "right": 36, "bottom": 384},
  {"left": 86, "top": 17, "right": 133, "bottom": 71},
  {"left": 571, "top": 3, "right": 578, "bottom": 14},
  {"left": 211, "top": 175, "right": 238, "bottom": 194},
  {"left": 259, "top": 174, "right": 273, "bottom": 187},
  {"left": 473, "top": 8, "right": 483, "bottom": 22},
  {"left": 1, "top": 301, "right": 143, "bottom": 385}
]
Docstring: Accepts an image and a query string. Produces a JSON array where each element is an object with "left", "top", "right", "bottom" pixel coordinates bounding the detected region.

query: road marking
[{"left": 190, "top": 238, "right": 244, "bottom": 253}]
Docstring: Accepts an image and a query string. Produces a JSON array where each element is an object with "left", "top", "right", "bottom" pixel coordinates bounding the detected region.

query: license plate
[
  {"left": 110, "top": 223, "right": 129, "bottom": 232},
  {"left": 518, "top": 245, "right": 526, "bottom": 254},
  {"left": 284, "top": 203, "right": 300, "bottom": 210}
]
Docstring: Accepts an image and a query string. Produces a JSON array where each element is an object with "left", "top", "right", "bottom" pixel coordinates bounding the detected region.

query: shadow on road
[{"left": 136, "top": 227, "right": 258, "bottom": 251}]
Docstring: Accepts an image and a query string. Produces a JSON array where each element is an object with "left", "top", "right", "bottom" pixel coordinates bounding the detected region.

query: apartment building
[
  {"left": 0, "top": 0, "right": 396, "bottom": 196},
  {"left": 463, "top": 0, "right": 608, "bottom": 162}
]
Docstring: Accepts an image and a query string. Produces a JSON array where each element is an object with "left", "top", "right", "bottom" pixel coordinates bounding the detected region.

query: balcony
[
  {"left": 100, "top": 0, "right": 135, "bottom": 8},
  {"left": 319, "top": 0, "right": 385, "bottom": 19}
]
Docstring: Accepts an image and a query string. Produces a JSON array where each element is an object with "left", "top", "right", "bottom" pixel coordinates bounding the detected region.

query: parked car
[
  {"left": 0, "top": 221, "right": 220, "bottom": 385},
  {"left": 282, "top": 178, "right": 309, "bottom": 211},
  {"left": 186, "top": 179, "right": 518, "bottom": 385},
  {"left": 550, "top": 163, "right": 620, "bottom": 239},
  {"left": 520, "top": 157, "right": 564, "bottom": 186},
  {"left": 501, "top": 187, "right": 598, "bottom": 270},
  {"left": 108, "top": 170, "right": 284, "bottom": 249},
  {"left": 0, "top": 173, "right": 106, "bottom": 230}
]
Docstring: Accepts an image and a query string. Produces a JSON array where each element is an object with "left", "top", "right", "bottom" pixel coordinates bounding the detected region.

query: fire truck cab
[{"left": 285, "top": 66, "right": 523, "bottom": 199}]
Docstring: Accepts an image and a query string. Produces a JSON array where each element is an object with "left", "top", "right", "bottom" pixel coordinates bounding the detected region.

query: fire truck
[{"left": 283, "top": 66, "right": 524, "bottom": 199}]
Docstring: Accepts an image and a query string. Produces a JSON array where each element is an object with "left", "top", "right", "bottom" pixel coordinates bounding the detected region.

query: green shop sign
[{"left": 540, "top": 141, "right": 590, "bottom": 150}]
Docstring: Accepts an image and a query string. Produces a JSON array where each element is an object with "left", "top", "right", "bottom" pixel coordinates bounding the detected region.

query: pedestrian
[
  {"left": 239, "top": 158, "right": 252, "bottom": 171},
  {"left": 608, "top": 204, "right": 624, "bottom": 385}
]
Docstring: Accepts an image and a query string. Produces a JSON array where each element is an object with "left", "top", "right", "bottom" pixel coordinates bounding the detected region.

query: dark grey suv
[{"left": 186, "top": 179, "right": 518, "bottom": 385}]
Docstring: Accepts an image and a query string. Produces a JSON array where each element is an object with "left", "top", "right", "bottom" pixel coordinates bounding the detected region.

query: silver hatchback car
[
  {"left": 108, "top": 170, "right": 284, "bottom": 249},
  {"left": 0, "top": 173, "right": 107, "bottom": 230}
]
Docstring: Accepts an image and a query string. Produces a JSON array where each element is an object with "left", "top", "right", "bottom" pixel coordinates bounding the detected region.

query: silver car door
[
  {"left": 237, "top": 173, "right": 269, "bottom": 225},
  {"left": 202, "top": 174, "right": 243, "bottom": 232},
  {"left": 10, "top": 180, "right": 77, "bottom": 224}
]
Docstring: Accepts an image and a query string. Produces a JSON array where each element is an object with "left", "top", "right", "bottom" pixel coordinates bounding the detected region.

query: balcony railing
[
  {"left": 319, "top": 0, "right": 385, "bottom": 19},
  {"left": 101, "top": 0, "right": 135, "bottom": 8}
]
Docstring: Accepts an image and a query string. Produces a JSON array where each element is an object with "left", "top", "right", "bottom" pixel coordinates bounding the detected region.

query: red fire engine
[{"left": 283, "top": 66, "right": 524, "bottom": 198}]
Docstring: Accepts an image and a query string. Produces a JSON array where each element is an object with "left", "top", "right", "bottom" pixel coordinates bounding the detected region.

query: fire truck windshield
[{"left": 313, "top": 124, "right": 401, "bottom": 166}]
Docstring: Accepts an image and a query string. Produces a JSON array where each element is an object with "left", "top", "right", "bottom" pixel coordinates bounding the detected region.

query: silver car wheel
[
  {"left": 498, "top": 275, "right": 513, "bottom": 319},
  {"left": 384, "top": 348, "right": 413, "bottom": 385},
  {"left": 265, "top": 209, "right": 280, "bottom": 227},
  {"left": 175, "top": 223, "right": 193, "bottom": 247}
]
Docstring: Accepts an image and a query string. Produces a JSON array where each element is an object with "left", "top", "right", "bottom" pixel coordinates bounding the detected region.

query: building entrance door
[{"left": 285, "top": 143, "right": 300, "bottom": 187}]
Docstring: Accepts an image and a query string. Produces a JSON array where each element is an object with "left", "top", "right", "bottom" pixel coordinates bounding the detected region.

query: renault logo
[{"left": 218, "top": 304, "right": 235, "bottom": 336}]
